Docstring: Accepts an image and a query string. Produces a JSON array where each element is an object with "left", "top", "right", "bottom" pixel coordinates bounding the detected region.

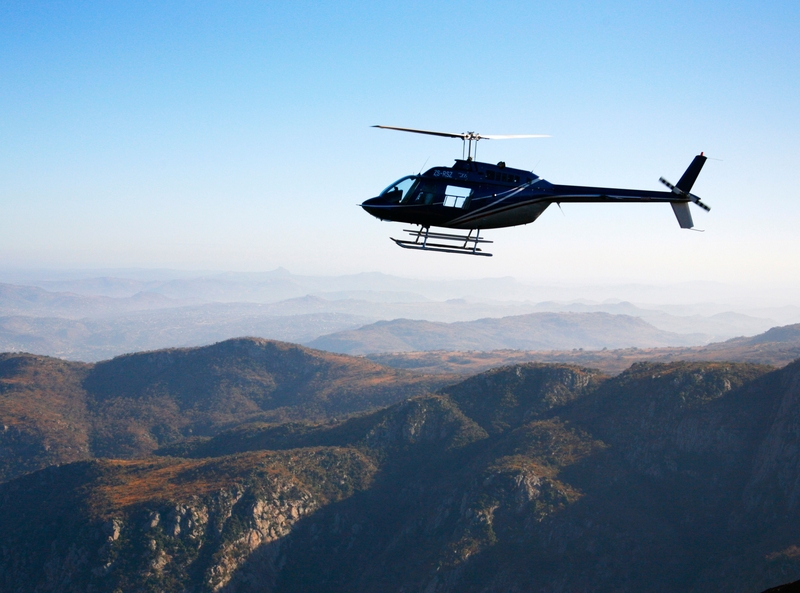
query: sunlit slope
[{"left": 0, "top": 338, "right": 449, "bottom": 482}]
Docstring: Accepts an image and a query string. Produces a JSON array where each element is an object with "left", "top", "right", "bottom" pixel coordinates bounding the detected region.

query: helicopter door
[{"left": 443, "top": 185, "right": 472, "bottom": 208}]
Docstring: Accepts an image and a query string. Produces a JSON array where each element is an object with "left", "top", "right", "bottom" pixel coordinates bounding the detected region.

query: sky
[{"left": 1, "top": 1, "right": 798, "bottom": 300}]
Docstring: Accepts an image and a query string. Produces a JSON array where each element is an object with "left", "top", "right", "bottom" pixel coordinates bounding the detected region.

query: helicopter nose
[{"left": 360, "top": 196, "right": 383, "bottom": 218}]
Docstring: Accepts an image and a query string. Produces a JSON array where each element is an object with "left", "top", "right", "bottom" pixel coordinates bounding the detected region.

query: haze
[{"left": 1, "top": 1, "right": 798, "bottom": 304}]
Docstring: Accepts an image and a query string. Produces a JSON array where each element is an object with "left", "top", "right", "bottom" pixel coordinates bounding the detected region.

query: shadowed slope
[{"left": 440, "top": 362, "right": 606, "bottom": 434}]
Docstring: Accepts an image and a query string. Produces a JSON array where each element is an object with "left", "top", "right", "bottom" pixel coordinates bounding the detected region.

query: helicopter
[{"left": 360, "top": 125, "right": 710, "bottom": 257}]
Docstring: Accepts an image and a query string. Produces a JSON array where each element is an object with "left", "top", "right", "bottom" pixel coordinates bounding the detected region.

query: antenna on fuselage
[
  {"left": 372, "top": 125, "right": 550, "bottom": 161},
  {"left": 418, "top": 156, "right": 430, "bottom": 174}
]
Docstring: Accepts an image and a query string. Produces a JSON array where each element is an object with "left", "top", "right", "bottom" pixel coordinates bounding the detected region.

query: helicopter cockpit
[{"left": 379, "top": 176, "right": 419, "bottom": 204}]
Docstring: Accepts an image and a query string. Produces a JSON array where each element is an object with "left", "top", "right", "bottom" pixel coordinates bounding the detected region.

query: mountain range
[
  {"left": 307, "top": 311, "right": 707, "bottom": 354},
  {"left": 3, "top": 271, "right": 798, "bottom": 362},
  {"left": 367, "top": 323, "right": 800, "bottom": 375},
  {"left": 2, "top": 336, "right": 800, "bottom": 591},
  {"left": 0, "top": 307, "right": 373, "bottom": 361}
]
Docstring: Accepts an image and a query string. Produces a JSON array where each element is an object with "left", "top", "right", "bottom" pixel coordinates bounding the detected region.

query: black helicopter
[{"left": 360, "top": 125, "right": 710, "bottom": 257}]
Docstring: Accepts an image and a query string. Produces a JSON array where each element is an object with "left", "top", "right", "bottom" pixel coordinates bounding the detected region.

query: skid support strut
[{"left": 391, "top": 226, "right": 493, "bottom": 256}]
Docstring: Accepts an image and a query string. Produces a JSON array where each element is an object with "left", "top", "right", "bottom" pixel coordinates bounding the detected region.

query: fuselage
[{"left": 361, "top": 159, "right": 677, "bottom": 230}]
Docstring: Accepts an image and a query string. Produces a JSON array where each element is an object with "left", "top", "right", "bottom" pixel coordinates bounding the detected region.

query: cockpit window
[{"left": 379, "top": 176, "right": 418, "bottom": 204}]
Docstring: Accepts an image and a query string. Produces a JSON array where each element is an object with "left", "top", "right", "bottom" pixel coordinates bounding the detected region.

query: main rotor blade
[
  {"left": 372, "top": 125, "right": 467, "bottom": 139},
  {"left": 478, "top": 134, "right": 551, "bottom": 140},
  {"left": 372, "top": 126, "right": 550, "bottom": 141}
]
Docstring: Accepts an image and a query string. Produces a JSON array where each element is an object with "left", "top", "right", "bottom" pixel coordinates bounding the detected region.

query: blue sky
[{"left": 1, "top": 1, "right": 798, "bottom": 296}]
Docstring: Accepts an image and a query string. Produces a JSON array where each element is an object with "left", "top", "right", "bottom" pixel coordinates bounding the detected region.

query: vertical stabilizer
[{"left": 676, "top": 154, "right": 707, "bottom": 193}]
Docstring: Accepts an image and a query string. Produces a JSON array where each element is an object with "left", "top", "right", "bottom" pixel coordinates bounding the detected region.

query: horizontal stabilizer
[{"left": 671, "top": 201, "right": 694, "bottom": 229}]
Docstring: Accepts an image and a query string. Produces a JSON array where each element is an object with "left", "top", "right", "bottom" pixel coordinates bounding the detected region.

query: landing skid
[{"left": 391, "top": 227, "right": 493, "bottom": 257}]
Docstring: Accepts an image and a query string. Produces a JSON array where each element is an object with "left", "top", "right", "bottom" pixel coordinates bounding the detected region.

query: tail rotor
[
  {"left": 659, "top": 175, "right": 711, "bottom": 212},
  {"left": 660, "top": 153, "right": 711, "bottom": 229}
]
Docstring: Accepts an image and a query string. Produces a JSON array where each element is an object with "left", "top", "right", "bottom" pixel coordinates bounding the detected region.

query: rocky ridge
[{"left": 0, "top": 449, "right": 375, "bottom": 593}]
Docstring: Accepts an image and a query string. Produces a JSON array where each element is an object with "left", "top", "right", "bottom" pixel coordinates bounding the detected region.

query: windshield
[{"left": 379, "top": 176, "right": 418, "bottom": 203}]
